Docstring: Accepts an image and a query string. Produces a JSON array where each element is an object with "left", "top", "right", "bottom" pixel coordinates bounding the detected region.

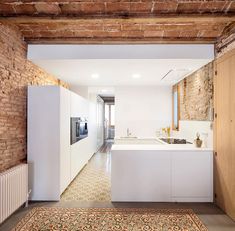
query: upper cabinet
[{"left": 70, "top": 91, "right": 88, "bottom": 118}]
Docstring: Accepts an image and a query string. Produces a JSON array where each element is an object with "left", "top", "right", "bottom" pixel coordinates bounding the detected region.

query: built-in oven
[{"left": 70, "top": 117, "right": 88, "bottom": 145}]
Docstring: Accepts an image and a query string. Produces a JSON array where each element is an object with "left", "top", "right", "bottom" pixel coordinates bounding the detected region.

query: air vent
[{"left": 161, "top": 69, "right": 192, "bottom": 84}]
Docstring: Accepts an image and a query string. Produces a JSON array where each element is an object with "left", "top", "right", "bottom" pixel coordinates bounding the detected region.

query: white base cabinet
[{"left": 111, "top": 149, "right": 213, "bottom": 202}]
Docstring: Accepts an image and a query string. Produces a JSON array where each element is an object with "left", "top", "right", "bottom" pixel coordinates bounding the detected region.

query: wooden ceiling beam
[
  {"left": 1, "top": 15, "right": 235, "bottom": 24},
  {"left": 24, "top": 37, "right": 216, "bottom": 45},
  {"left": 1, "top": 15, "right": 233, "bottom": 44}
]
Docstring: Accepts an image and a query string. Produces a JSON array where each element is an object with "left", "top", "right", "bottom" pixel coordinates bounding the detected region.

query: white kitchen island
[{"left": 111, "top": 138, "right": 213, "bottom": 202}]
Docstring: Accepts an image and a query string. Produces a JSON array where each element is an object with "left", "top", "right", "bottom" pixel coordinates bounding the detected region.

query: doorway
[{"left": 103, "top": 97, "right": 115, "bottom": 141}]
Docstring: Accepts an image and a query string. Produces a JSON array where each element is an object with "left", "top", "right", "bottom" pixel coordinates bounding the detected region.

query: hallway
[{"left": 61, "top": 141, "right": 112, "bottom": 202}]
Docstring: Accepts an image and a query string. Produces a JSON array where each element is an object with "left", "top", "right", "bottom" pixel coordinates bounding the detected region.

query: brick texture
[
  {"left": 216, "top": 32, "right": 235, "bottom": 57},
  {"left": 0, "top": 0, "right": 234, "bottom": 44},
  {"left": 0, "top": 1, "right": 234, "bottom": 17},
  {"left": 176, "top": 62, "right": 214, "bottom": 121},
  {"left": 14, "top": 19, "right": 229, "bottom": 43},
  {"left": 0, "top": 23, "right": 69, "bottom": 173},
  {"left": 217, "top": 39, "right": 235, "bottom": 57}
]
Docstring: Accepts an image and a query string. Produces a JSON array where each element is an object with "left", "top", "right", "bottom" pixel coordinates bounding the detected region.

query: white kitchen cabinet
[
  {"left": 28, "top": 86, "right": 96, "bottom": 201},
  {"left": 59, "top": 88, "right": 71, "bottom": 194},
  {"left": 70, "top": 138, "right": 92, "bottom": 180},
  {"left": 28, "top": 86, "right": 71, "bottom": 201},
  {"left": 70, "top": 91, "right": 88, "bottom": 118},
  {"left": 172, "top": 151, "right": 213, "bottom": 202},
  {"left": 111, "top": 145, "right": 213, "bottom": 202},
  {"left": 69, "top": 91, "right": 93, "bottom": 181},
  {"left": 111, "top": 150, "right": 171, "bottom": 201}
]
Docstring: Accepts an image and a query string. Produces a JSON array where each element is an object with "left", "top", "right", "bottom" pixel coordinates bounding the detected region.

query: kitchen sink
[
  {"left": 120, "top": 136, "right": 138, "bottom": 139},
  {"left": 115, "top": 138, "right": 162, "bottom": 145}
]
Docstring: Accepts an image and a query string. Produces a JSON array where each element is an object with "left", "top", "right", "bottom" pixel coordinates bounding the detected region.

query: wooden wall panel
[
  {"left": 214, "top": 48, "right": 235, "bottom": 221},
  {"left": 230, "top": 54, "right": 235, "bottom": 220}
]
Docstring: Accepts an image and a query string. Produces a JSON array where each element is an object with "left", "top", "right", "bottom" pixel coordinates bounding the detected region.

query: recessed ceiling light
[
  {"left": 101, "top": 89, "right": 108, "bottom": 93},
  {"left": 132, "top": 74, "right": 141, "bottom": 79},
  {"left": 91, "top": 74, "right": 99, "bottom": 79}
]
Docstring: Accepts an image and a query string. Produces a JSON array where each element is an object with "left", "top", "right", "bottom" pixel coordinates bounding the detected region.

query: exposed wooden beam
[
  {"left": 24, "top": 37, "right": 216, "bottom": 45},
  {"left": 1, "top": 14, "right": 232, "bottom": 44},
  {"left": 1, "top": 15, "right": 235, "bottom": 24}
]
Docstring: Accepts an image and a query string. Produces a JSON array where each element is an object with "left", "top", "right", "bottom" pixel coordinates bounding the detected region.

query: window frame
[
  {"left": 105, "top": 103, "right": 115, "bottom": 128},
  {"left": 172, "top": 84, "right": 180, "bottom": 131}
]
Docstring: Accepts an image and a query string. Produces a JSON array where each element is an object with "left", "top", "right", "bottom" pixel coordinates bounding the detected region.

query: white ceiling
[
  {"left": 33, "top": 59, "right": 212, "bottom": 87},
  {"left": 28, "top": 44, "right": 214, "bottom": 88},
  {"left": 28, "top": 44, "right": 214, "bottom": 60}
]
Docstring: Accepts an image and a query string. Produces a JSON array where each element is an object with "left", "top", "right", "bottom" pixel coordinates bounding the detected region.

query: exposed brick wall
[
  {"left": 0, "top": 1, "right": 234, "bottom": 17},
  {"left": 216, "top": 33, "right": 235, "bottom": 58},
  {"left": 0, "top": 23, "right": 69, "bottom": 173},
  {"left": 176, "top": 62, "right": 213, "bottom": 121}
]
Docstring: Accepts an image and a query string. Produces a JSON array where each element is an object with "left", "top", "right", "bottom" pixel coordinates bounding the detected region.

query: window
[
  {"left": 172, "top": 85, "right": 180, "bottom": 130},
  {"left": 105, "top": 104, "right": 109, "bottom": 121},
  {"left": 105, "top": 103, "right": 115, "bottom": 127},
  {"left": 110, "top": 105, "right": 115, "bottom": 126}
]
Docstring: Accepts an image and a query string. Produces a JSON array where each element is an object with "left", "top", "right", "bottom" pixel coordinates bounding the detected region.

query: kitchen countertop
[{"left": 112, "top": 137, "right": 213, "bottom": 151}]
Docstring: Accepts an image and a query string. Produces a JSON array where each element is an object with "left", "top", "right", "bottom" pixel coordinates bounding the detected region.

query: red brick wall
[
  {"left": 176, "top": 62, "right": 214, "bottom": 121},
  {"left": 216, "top": 33, "right": 235, "bottom": 58},
  {"left": 0, "top": 23, "right": 69, "bottom": 172}
]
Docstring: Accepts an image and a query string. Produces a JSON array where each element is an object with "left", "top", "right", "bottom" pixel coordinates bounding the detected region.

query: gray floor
[{"left": 1, "top": 142, "right": 235, "bottom": 230}]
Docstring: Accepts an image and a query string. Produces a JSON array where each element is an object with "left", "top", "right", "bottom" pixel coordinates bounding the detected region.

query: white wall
[
  {"left": 115, "top": 86, "right": 172, "bottom": 137},
  {"left": 172, "top": 120, "right": 213, "bottom": 148}
]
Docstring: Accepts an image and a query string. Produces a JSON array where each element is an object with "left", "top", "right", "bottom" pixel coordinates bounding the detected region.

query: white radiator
[{"left": 0, "top": 164, "right": 28, "bottom": 224}]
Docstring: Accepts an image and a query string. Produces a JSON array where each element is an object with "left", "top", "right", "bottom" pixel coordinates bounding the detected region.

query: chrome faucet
[{"left": 127, "top": 128, "right": 132, "bottom": 137}]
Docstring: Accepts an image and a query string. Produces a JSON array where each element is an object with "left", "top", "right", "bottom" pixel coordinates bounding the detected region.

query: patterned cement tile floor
[
  {"left": 1, "top": 141, "right": 235, "bottom": 231},
  {"left": 61, "top": 141, "right": 112, "bottom": 202}
]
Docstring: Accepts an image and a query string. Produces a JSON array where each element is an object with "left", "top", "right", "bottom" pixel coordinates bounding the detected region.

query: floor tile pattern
[
  {"left": 12, "top": 207, "right": 208, "bottom": 231},
  {"left": 61, "top": 142, "right": 112, "bottom": 201}
]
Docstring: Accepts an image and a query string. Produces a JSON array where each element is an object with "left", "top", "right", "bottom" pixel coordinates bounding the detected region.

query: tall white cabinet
[
  {"left": 70, "top": 91, "right": 93, "bottom": 180},
  {"left": 28, "top": 86, "right": 71, "bottom": 200}
]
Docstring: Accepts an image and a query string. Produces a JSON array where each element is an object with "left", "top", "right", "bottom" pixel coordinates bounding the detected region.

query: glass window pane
[
  {"left": 111, "top": 105, "right": 115, "bottom": 126},
  {"left": 173, "top": 91, "right": 178, "bottom": 129},
  {"left": 105, "top": 104, "right": 109, "bottom": 121}
]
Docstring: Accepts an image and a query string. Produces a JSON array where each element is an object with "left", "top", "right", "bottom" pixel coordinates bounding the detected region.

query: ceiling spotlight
[
  {"left": 101, "top": 89, "right": 108, "bottom": 93},
  {"left": 132, "top": 74, "right": 141, "bottom": 79},
  {"left": 91, "top": 74, "right": 99, "bottom": 79}
]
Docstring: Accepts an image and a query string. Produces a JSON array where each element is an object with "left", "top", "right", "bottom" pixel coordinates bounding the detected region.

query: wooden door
[
  {"left": 215, "top": 49, "right": 235, "bottom": 220},
  {"left": 230, "top": 53, "right": 235, "bottom": 219}
]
